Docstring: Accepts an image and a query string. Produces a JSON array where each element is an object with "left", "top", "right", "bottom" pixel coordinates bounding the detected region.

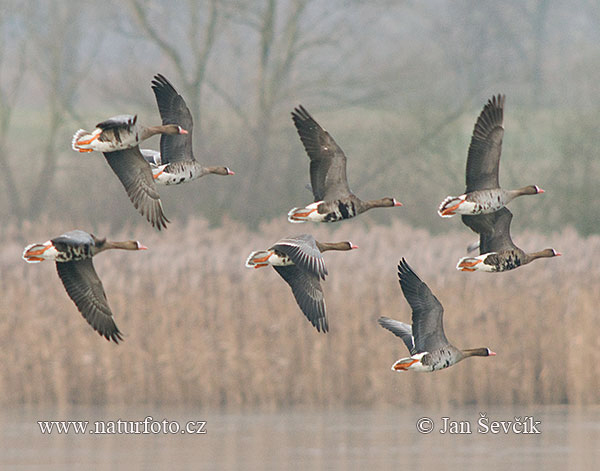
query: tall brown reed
[{"left": 1, "top": 218, "right": 597, "bottom": 408}]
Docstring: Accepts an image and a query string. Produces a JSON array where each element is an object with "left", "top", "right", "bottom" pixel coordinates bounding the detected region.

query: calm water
[{"left": 1, "top": 405, "right": 598, "bottom": 470}]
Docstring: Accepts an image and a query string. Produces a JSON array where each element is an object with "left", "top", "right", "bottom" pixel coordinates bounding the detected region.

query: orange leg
[
  {"left": 78, "top": 148, "right": 94, "bottom": 153},
  {"left": 441, "top": 200, "right": 464, "bottom": 216},
  {"left": 291, "top": 208, "right": 317, "bottom": 219},
  {"left": 25, "top": 245, "right": 50, "bottom": 257},
  {"left": 458, "top": 259, "right": 482, "bottom": 268},
  {"left": 25, "top": 256, "right": 45, "bottom": 262},
  {"left": 393, "top": 359, "right": 419, "bottom": 371},
  {"left": 253, "top": 263, "right": 269, "bottom": 269},
  {"left": 75, "top": 133, "right": 100, "bottom": 146},
  {"left": 153, "top": 169, "right": 165, "bottom": 180},
  {"left": 251, "top": 252, "right": 272, "bottom": 264}
]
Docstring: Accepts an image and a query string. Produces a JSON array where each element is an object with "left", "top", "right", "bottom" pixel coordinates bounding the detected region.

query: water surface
[{"left": 1, "top": 405, "right": 598, "bottom": 470}]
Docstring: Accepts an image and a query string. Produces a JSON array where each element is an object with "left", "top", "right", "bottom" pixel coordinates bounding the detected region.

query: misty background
[{"left": 1, "top": 0, "right": 599, "bottom": 410}]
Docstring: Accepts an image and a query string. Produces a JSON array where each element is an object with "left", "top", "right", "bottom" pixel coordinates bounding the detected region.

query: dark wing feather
[
  {"left": 151, "top": 74, "right": 194, "bottom": 164},
  {"left": 291, "top": 105, "right": 351, "bottom": 201},
  {"left": 273, "top": 265, "right": 328, "bottom": 333},
  {"left": 397, "top": 258, "right": 449, "bottom": 353},
  {"left": 103, "top": 148, "right": 169, "bottom": 230},
  {"left": 461, "top": 213, "right": 496, "bottom": 235},
  {"left": 465, "top": 94, "right": 505, "bottom": 192},
  {"left": 56, "top": 259, "right": 123, "bottom": 343},
  {"left": 377, "top": 316, "right": 417, "bottom": 355},
  {"left": 480, "top": 208, "right": 516, "bottom": 253},
  {"left": 270, "top": 234, "right": 327, "bottom": 279}
]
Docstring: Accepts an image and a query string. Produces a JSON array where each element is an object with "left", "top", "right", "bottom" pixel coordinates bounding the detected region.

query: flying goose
[
  {"left": 438, "top": 95, "right": 543, "bottom": 218},
  {"left": 287, "top": 105, "right": 401, "bottom": 223},
  {"left": 22, "top": 230, "right": 147, "bottom": 343},
  {"left": 245, "top": 234, "right": 357, "bottom": 332},
  {"left": 142, "top": 74, "right": 234, "bottom": 184},
  {"left": 378, "top": 258, "right": 496, "bottom": 372},
  {"left": 72, "top": 114, "right": 171, "bottom": 229},
  {"left": 457, "top": 208, "right": 560, "bottom": 272},
  {"left": 72, "top": 114, "right": 187, "bottom": 153}
]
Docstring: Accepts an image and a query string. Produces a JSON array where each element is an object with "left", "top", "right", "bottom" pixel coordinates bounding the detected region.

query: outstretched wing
[
  {"left": 103, "top": 147, "right": 169, "bottom": 230},
  {"left": 480, "top": 208, "right": 517, "bottom": 253},
  {"left": 397, "top": 258, "right": 449, "bottom": 353},
  {"left": 465, "top": 94, "right": 505, "bottom": 192},
  {"left": 273, "top": 265, "right": 328, "bottom": 333},
  {"left": 56, "top": 259, "right": 123, "bottom": 343},
  {"left": 291, "top": 105, "right": 351, "bottom": 201},
  {"left": 377, "top": 316, "right": 417, "bottom": 355},
  {"left": 270, "top": 234, "right": 327, "bottom": 279},
  {"left": 461, "top": 213, "right": 496, "bottom": 235},
  {"left": 151, "top": 74, "right": 194, "bottom": 164}
]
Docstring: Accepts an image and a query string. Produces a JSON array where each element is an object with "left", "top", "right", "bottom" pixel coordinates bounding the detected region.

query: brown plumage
[
  {"left": 287, "top": 105, "right": 401, "bottom": 223},
  {"left": 22, "top": 230, "right": 147, "bottom": 343},
  {"left": 245, "top": 234, "right": 357, "bottom": 332}
]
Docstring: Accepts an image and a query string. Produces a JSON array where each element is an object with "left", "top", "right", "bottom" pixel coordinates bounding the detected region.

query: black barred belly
[
  {"left": 487, "top": 251, "right": 522, "bottom": 272},
  {"left": 323, "top": 200, "right": 357, "bottom": 222}
]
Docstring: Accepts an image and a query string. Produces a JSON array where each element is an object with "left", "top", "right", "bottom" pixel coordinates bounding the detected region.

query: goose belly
[
  {"left": 321, "top": 200, "right": 358, "bottom": 222},
  {"left": 155, "top": 164, "right": 202, "bottom": 185},
  {"left": 468, "top": 190, "right": 509, "bottom": 214}
]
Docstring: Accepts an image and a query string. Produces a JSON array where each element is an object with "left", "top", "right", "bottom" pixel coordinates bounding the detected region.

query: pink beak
[
  {"left": 137, "top": 243, "right": 148, "bottom": 250},
  {"left": 393, "top": 199, "right": 403, "bottom": 207},
  {"left": 228, "top": 169, "right": 235, "bottom": 175},
  {"left": 489, "top": 351, "right": 497, "bottom": 356}
]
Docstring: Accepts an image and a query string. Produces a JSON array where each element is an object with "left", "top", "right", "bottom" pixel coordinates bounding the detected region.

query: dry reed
[{"left": 1, "top": 218, "right": 598, "bottom": 408}]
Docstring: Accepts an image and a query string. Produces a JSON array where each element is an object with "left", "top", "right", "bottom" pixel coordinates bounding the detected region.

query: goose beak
[
  {"left": 489, "top": 350, "right": 497, "bottom": 356},
  {"left": 351, "top": 243, "right": 359, "bottom": 249},
  {"left": 137, "top": 242, "right": 148, "bottom": 250},
  {"left": 179, "top": 128, "right": 189, "bottom": 135},
  {"left": 393, "top": 199, "right": 403, "bottom": 207},
  {"left": 227, "top": 169, "right": 235, "bottom": 175},
  {"left": 536, "top": 186, "right": 545, "bottom": 194}
]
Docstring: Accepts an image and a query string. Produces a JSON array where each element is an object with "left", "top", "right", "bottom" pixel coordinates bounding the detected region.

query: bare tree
[
  {"left": 22, "top": 1, "right": 102, "bottom": 218},
  {"left": 0, "top": 2, "right": 31, "bottom": 217},
  {"left": 127, "top": 0, "right": 221, "bottom": 143}
]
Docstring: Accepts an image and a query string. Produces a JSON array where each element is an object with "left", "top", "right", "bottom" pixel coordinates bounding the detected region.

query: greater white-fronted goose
[
  {"left": 438, "top": 95, "right": 543, "bottom": 217},
  {"left": 378, "top": 258, "right": 496, "bottom": 372},
  {"left": 245, "top": 234, "right": 357, "bottom": 332},
  {"left": 287, "top": 106, "right": 401, "bottom": 223},
  {"left": 72, "top": 114, "right": 187, "bottom": 153},
  {"left": 22, "top": 230, "right": 147, "bottom": 343},
  {"left": 72, "top": 115, "right": 170, "bottom": 229},
  {"left": 457, "top": 208, "right": 560, "bottom": 272},
  {"left": 143, "top": 74, "right": 234, "bottom": 184}
]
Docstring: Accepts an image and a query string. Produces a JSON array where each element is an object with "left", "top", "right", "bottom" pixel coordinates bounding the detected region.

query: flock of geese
[{"left": 21, "top": 76, "right": 560, "bottom": 373}]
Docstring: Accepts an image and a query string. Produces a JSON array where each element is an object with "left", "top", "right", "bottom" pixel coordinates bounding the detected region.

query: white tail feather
[
  {"left": 22, "top": 243, "right": 46, "bottom": 263},
  {"left": 287, "top": 207, "right": 308, "bottom": 223},
  {"left": 438, "top": 195, "right": 463, "bottom": 217},
  {"left": 71, "top": 129, "right": 89, "bottom": 151}
]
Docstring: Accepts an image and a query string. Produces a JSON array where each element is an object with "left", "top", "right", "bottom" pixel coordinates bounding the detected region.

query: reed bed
[{"left": 1, "top": 218, "right": 598, "bottom": 408}]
